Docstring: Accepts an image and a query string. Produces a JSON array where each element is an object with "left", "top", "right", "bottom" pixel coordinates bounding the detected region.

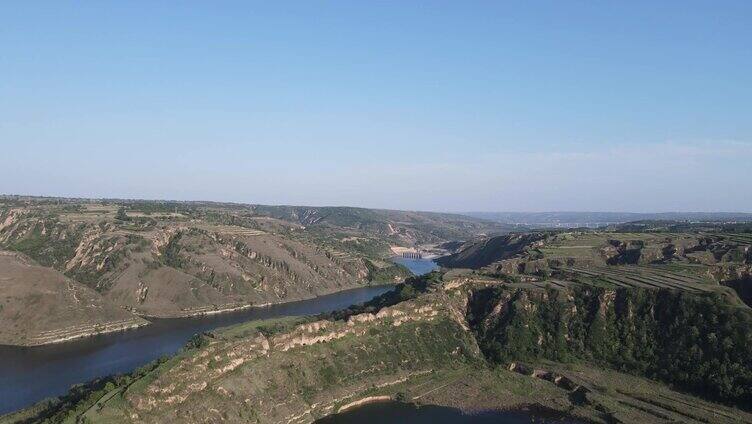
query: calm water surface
[
  {"left": 316, "top": 401, "right": 581, "bottom": 423},
  {"left": 0, "top": 284, "right": 394, "bottom": 414},
  {"left": 392, "top": 257, "right": 438, "bottom": 275}
]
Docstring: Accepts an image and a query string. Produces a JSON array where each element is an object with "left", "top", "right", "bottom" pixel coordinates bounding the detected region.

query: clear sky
[{"left": 2, "top": 1, "right": 750, "bottom": 212}]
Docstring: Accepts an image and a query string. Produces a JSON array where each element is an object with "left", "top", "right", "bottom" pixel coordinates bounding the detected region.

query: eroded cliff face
[
  {"left": 14, "top": 276, "right": 752, "bottom": 423},
  {"left": 713, "top": 263, "right": 752, "bottom": 307},
  {"left": 111, "top": 293, "right": 481, "bottom": 423},
  {"left": 461, "top": 283, "right": 752, "bottom": 407},
  {"left": 0, "top": 207, "right": 405, "bottom": 319}
]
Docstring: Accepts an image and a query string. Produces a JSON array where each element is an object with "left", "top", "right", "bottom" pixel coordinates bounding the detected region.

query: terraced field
[
  {"left": 191, "top": 224, "right": 268, "bottom": 237},
  {"left": 557, "top": 264, "right": 713, "bottom": 293},
  {"left": 441, "top": 228, "right": 751, "bottom": 307},
  {"left": 11, "top": 276, "right": 752, "bottom": 424},
  {"left": 716, "top": 232, "right": 752, "bottom": 245}
]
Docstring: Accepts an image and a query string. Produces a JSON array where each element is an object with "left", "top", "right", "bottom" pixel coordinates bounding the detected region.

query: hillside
[
  {"left": 435, "top": 233, "right": 546, "bottom": 269},
  {"left": 437, "top": 226, "right": 752, "bottom": 307},
  {"left": 0, "top": 251, "right": 147, "bottom": 346},
  {"left": 9, "top": 273, "right": 752, "bottom": 424},
  {"left": 0, "top": 197, "right": 503, "bottom": 343},
  {"left": 249, "top": 205, "right": 510, "bottom": 246}
]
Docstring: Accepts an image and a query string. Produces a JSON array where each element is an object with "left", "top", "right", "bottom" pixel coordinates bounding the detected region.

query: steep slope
[
  {"left": 465, "top": 283, "right": 752, "bottom": 406},
  {"left": 12, "top": 276, "right": 752, "bottom": 424},
  {"left": 0, "top": 201, "right": 420, "bottom": 321},
  {"left": 435, "top": 233, "right": 545, "bottom": 269},
  {"left": 439, "top": 229, "right": 752, "bottom": 306},
  {"left": 249, "top": 205, "right": 510, "bottom": 246},
  {"left": 0, "top": 251, "right": 147, "bottom": 346}
]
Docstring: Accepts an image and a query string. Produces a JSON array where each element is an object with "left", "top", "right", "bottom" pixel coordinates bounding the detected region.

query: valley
[
  {"left": 5, "top": 3, "right": 751, "bottom": 422},
  {"left": 0, "top": 284, "right": 395, "bottom": 416},
  {"left": 8, "top": 267, "right": 751, "bottom": 423},
  {"left": 2, "top": 198, "right": 751, "bottom": 423},
  {"left": 0, "top": 196, "right": 495, "bottom": 346}
]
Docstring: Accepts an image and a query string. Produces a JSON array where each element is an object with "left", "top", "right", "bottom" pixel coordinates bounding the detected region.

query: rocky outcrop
[
  {"left": 25, "top": 319, "right": 148, "bottom": 346},
  {"left": 600, "top": 239, "right": 646, "bottom": 265},
  {"left": 122, "top": 293, "right": 479, "bottom": 423},
  {"left": 712, "top": 264, "right": 752, "bottom": 306},
  {"left": 271, "top": 304, "right": 441, "bottom": 352}
]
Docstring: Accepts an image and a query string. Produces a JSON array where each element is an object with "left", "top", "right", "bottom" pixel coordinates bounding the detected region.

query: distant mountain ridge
[{"left": 463, "top": 211, "right": 752, "bottom": 228}]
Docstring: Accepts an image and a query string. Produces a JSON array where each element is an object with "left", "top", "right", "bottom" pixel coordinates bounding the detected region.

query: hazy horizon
[
  {"left": 3, "top": 192, "right": 752, "bottom": 216},
  {"left": 3, "top": 2, "right": 751, "bottom": 211}
]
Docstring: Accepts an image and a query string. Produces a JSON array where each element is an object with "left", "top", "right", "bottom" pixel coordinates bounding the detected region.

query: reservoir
[
  {"left": 316, "top": 400, "right": 581, "bottom": 423},
  {"left": 0, "top": 284, "right": 394, "bottom": 415},
  {"left": 392, "top": 256, "right": 438, "bottom": 275}
]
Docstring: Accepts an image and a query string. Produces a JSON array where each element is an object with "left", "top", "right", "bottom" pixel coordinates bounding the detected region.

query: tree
[{"left": 115, "top": 207, "right": 129, "bottom": 221}]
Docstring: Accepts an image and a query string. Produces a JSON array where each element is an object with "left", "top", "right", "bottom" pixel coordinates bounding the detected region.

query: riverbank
[
  {"left": 2, "top": 282, "right": 399, "bottom": 347},
  {"left": 4, "top": 318, "right": 150, "bottom": 348},
  {"left": 313, "top": 362, "right": 752, "bottom": 424},
  {"left": 6, "top": 279, "right": 752, "bottom": 423},
  {"left": 0, "top": 284, "right": 396, "bottom": 415},
  {"left": 144, "top": 252, "right": 437, "bottom": 320},
  {"left": 335, "top": 396, "right": 392, "bottom": 413},
  {"left": 2, "top": 251, "right": 426, "bottom": 348},
  {"left": 134, "top": 282, "right": 394, "bottom": 319}
]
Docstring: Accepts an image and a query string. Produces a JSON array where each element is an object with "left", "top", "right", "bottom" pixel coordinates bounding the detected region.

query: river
[
  {"left": 392, "top": 256, "right": 439, "bottom": 275},
  {"left": 0, "top": 258, "right": 438, "bottom": 415},
  {"left": 0, "top": 284, "right": 395, "bottom": 415}
]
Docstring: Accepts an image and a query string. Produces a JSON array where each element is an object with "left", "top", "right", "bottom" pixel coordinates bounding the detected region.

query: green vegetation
[
  {"left": 216, "top": 316, "right": 314, "bottom": 340},
  {"left": 436, "top": 232, "right": 545, "bottom": 269},
  {"left": 6, "top": 275, "right": 752, "bottom": 423},
  {"left": 250, "top": 204, "right": 509, "bottom": 245},
  {"left": 363, "top": 259, "right": 411, "bottom": 283},
  {"left": 470, "top": 285, "right": 752, "bottom": 408},
  {"left": 115, "top": 207, "right": 129, "bottom": 221},
  {"left": 442, "top": 227, "right": 751, "bottom": 308},
  {"left": 324, "top": 272, "right": 442, "bottom": 321},
  {"left": 3, "top": 198, "right": 750, "bottom": 421},
  {"left": 7, "top": 222, "right": 80, "bottom": 269},
  {"left": 1, "top": 357, "right": 171, "bottom": 424},
  {"left": 1, "top": 197, "right": 504, "bottom": 324},
  {"left": 159, "top": 232, "right": 184, "bottom": 268},
  {"left": 11, "top": 310, "right": 480, "bottom": 423},
  {"left": 124, "top": 201, "right": 195, "bottom": 215}
]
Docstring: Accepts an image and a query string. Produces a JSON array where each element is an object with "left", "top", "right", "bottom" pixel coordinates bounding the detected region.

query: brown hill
[
  {"left": 0, "top": 251, "right": 147, "bottom": 346},
  {"left": 0, "top": 198, "right": 503, "bottom": 324}
]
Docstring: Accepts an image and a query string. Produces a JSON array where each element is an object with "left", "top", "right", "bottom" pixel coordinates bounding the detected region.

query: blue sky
[{"left": 1, "top": 1, "right": 750, "bottom": 212}]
